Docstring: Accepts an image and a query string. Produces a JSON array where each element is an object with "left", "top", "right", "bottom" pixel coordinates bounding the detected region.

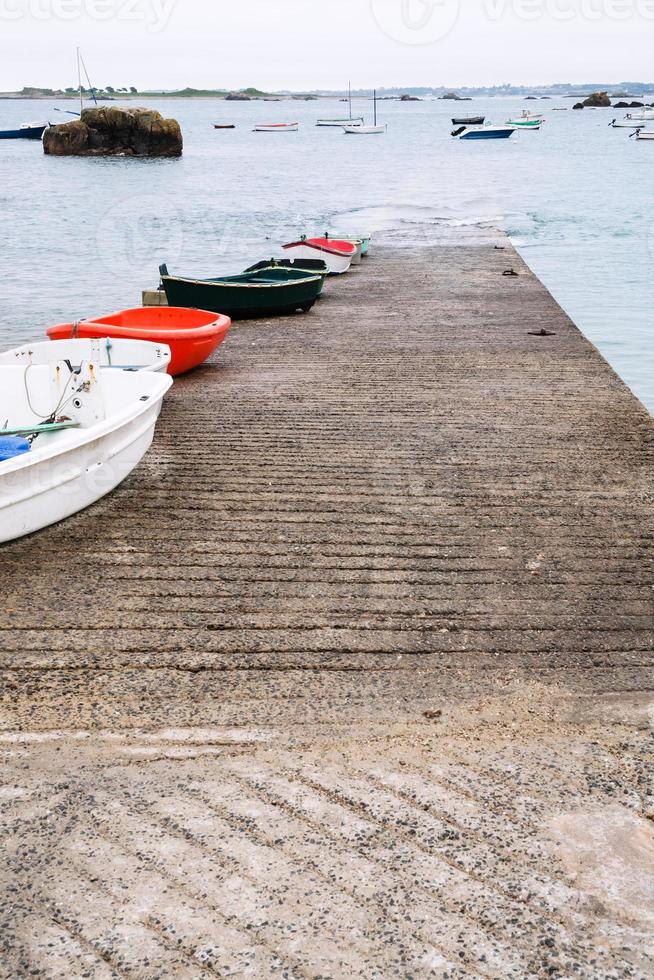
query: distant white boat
[
  {"left": 0, "top": 361, "right": 171, "bottom": 543},
  {"left": 611, "top": 117, "right": 645, "bottom": 128},
  {"left": 318, "top": 117, "right": 364, "bottom": 127},
  {"left": 0, "top": 337, "right": 171, "bottom": 373},
  {"left": 343, "top": 90, "right": 386, "bottom": 135},
  {"left": 627, "top": 110, "right": 654, "bottom": 121},
  {"left": 254, "top": 122, "right": 298, "bottom": 132}
]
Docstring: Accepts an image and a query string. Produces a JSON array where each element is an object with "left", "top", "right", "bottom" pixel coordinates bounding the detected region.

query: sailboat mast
[
  {"left": 373, "top": 89, "right": 377, "bottom": 126},
  {"left": 77, "top": 47, "right": 83, "bottom": 115},
  {"left": 348, "top": 81, "right": 352, "bottom": 120}
]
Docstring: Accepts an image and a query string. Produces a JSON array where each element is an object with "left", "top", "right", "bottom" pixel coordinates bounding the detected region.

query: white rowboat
[
  {"left": 282, "top": 238, "right": 354, "bottom": 275},
  {"left": 317, "top": 117, "right": 364, "bottom": 127},
  {"left": 253, "top": 122, "right": 298, "bottom": 132},
  {"left": 0, "top": 362, "right": 171, "bottom": 543},
  {"left": 0, "top": 337, "right": 171, "bottom": 373}
]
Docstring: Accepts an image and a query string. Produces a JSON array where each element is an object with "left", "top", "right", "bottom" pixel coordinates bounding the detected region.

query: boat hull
[
  {"left": 343, "top": 125, "right": 386, "bottom": 134},
  {"left": 0, "top": 124, "right": 47, "bottom": 140},
  {"left": 0, "top": 367, "right": 171, "bottom": 544},
  {"left": 282, "top": 242, "right": 352, "bottom": 274},
  {"left": 506, "top": 120, "right": 542, "bottom": 129},
  {"left": 455, "top": 127, "right": 514, "bottom": 140},
  {"left": 160, "top": 273, "right": 322, "bottom": 319},
  {"left": 47, "top": 307, "right": 230, "bottom": 376},
  {"left": 452, "top": 116, "right": 485, "bottom": 125},
  {"left": 254, "top": 123, "right": 298, "bottom": 132},
  {"left": 317, "top": 117, "right": 364, "bottom": 127},
  {"left": 0, "top": 337, "right": 171, "bottom": 373},
  {"left": 329, "top": 233, "right": 372, "bottom": 256}
]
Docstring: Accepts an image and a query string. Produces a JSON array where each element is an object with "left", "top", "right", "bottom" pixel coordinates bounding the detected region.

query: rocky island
[{"left": 43, "top": 106, "right": 183, "bottom": 158}]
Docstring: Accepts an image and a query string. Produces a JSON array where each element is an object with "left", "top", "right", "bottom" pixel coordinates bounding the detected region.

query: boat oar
[
  {"left": 629, "top": 127, "right": 643, "bottom": 138},
  {"left": 53, "top": 107, "right": 81, "bottom": 117}
]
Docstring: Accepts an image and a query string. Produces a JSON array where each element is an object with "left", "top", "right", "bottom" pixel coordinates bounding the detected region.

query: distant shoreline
[{"left": 2, "top": 82, "right": 654, "bottom": 102}]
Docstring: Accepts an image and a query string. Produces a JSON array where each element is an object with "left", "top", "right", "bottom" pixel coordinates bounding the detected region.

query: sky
[{"left": 0, "top": 0, "right": 653, "bottom": 91}]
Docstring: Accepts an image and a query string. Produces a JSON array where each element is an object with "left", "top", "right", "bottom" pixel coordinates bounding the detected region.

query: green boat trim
[
  {"left": 506, "top": 119, "right": 542, "bottom": 128},
  {"left": 2, "top": 421, "right": 80, "bottom": 436}
]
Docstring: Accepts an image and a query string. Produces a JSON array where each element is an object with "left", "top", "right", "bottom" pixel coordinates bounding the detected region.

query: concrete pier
[{"left": 2, "top": 239, "right": 653, "bottom": 977}]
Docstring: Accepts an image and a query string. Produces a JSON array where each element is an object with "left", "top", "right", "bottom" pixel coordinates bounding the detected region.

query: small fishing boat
[
  {"left": 253, "top": 122, "right": 298, "bottom": 132},
  {"left": 318, "top": 116, "right": 364, "bottom": 127},
  {"left": 320, "top": 233, "right": 362, "bottom": 264},
  {"left": 47, "top": 308, "right": 230, "bottom": 377},
  {"left": 626, "top": 110, "right": 654, "bottom": 121},
  {"left": 282, "top": 236, "right": 356, "bottom": 274},
  {"left": 159, "top": 265, "right": 323, "bottom": 319},
  {"left": 0, "top": 121, "right": 49, "bottom": 140},
  {"left": 506, "top": 118, "right": 542, "bottom": 129},
  {"left": 328, "top": 232, "right": 372, "bottom": 256},
  {"left": 318, "top": 81, "right": 364, "bottom": 127},
  {"left": 0, "top": 361, "right": 171, "bottom": 543},
  {"left": 244, "top": 259, "right": 329, "bottom": 293},
  {"left": 214, "top": 124, "right": 236, "bottom": 129},
  {"left": 452, "top": 125, "right": 515, "bottom": 140},
  {"left": 611, "top": 118, "right": 645, "bottom": 128},
  {"left": 0, "top": 337, "right": 171, "bottom": 374},
  {"left": 343, "top": 90, "right": 385, "bottom": 134},
  {"left": 634, "top": 129, "right": 654, "bottom": 140},
  {"left": 452, "top": 116, "right": 485, "bottom": 125}
]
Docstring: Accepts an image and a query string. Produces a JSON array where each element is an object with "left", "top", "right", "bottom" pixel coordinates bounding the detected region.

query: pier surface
[{"left": 2, "top": 240, "right": 653, "bottom": 978}]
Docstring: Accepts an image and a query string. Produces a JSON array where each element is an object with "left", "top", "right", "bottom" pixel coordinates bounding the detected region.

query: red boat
[{"left": 47, "top": 307, "right": 231, "bottom": 377}]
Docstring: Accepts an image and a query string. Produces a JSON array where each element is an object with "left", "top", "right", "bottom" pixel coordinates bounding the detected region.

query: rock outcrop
[
  {"left": 43, "top": 106, "right": 182, "bottom": 157},
  {"left": 582, "top": 91, "right": 611, "bottom": 108}
]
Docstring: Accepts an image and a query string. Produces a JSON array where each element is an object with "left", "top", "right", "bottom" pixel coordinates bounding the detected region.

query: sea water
[{"left": 0, "top": 95, "right": 651, "bottom": 412}]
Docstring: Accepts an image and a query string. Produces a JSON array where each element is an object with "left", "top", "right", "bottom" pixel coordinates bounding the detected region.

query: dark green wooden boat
[
  {"left": 159, "top": 264, "right": 322, "bottom": 319},
  {"left": 243, "top": 258, "right": 329, "bottom": 295}
]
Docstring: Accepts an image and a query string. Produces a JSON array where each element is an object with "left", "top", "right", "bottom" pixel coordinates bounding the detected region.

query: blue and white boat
[
  {"left": 0, "top": 121, "right": 49, "bottom": 140},
  {"left": 452, "top": 124, "right": 515, "bottom": 140}
]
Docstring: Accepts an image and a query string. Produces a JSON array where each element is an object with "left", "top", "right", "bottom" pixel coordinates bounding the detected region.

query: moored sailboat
[
  {"left": 343, "top": 90, "right": 386, "bottom": 134},
  {"left": 317, "top": 81, "right": 364, "bottom": 127}
]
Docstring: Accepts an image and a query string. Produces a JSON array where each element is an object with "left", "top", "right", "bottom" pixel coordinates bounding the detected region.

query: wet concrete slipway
[{"left": 1, "top": 233, "right": 653, "bottom": 978}]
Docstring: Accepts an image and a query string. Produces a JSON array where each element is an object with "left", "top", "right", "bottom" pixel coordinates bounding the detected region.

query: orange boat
[{"left": 47, "top": 307, "right": 231, "bottom": 377}]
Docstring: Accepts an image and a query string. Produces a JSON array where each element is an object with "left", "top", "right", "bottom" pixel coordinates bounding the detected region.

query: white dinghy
[
  {"left": 0, "top": 337, "right": 171, "bottom": 373},
  {"left": 0, "top": 361, "right": 171, "bottom": 543}
]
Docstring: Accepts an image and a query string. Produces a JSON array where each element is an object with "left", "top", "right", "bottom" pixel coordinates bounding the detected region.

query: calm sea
[{"left": 0, "top": 95, "right": 652, "bottom": 412}]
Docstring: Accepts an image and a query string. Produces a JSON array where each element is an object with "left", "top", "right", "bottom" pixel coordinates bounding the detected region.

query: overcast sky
[{"left": 1, "top": 0, "right": 653, "bottom": 91}]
